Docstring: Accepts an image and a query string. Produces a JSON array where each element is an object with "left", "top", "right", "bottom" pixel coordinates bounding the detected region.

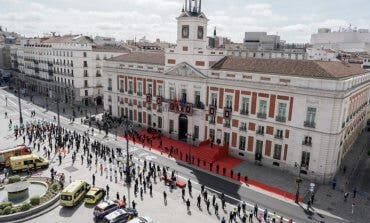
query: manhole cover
[{"left": 64, "top": 166, "right": 79, "bottom": 173}]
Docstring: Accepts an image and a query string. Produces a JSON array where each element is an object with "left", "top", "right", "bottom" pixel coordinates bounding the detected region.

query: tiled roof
[
  {"left": 108, "top": 51, "right": 165, "bottom": 65},
  {"left": 92, "top": 45, "right": 130, "bottom": 53},
  {"left": 42, "top": 35, "right": 93, "bottom": 44},
  {"left": 212, "top": 56, "right": 367, "bottom": 79}
]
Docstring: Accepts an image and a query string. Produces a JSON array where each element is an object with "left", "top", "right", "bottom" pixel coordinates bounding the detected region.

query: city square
[{"left": 1, "top": 0, "right": 370, "bottom": 223}]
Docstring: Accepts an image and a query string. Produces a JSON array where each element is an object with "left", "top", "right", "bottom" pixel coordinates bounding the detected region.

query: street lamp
[
  {"left": 295, "top": 163, "right": 303, "bottom": 203},
  {"left": 186, "top": 133, "right": 194, "bottom": 164},
  {"left": 17, "top": 80, "right": 23, "bottom": 126},
  {"left": 122, "top": 118, "right": 132, "bottom": 208}
]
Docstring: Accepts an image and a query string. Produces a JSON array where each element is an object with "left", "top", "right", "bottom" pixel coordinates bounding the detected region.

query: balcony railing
[
  {"left": 194, "top": 102, "right": 205, "bottom": 109},
  {"left": 223, "top": 122, "right": 231, "bottom": 128},
  {"left": 257, "top": 112, "right": 267, "bottom": 119},
  {"left": 256, "top": 130, "right": 264, "bottom": 135},
  {"left": 209, "top": 119, "right": 216, "bottom": 125},
  {"left": 239, "top": 126, "right": 247, "bottom": 132},
  {"left": 240, "top": 109, "right": 249, "bottom": 116},
  {"left": 137, "top": 92, "right": 143, "bottom": 96},
  {"left": 157, "top": 106, "right": 163, "bottom": 113},
  {"left": 275, "top": 116, "right": 286, "bottom": 123},
  {"left": 302, "top": 141, "right": 312, "bottom": 146},
  {"left": 147, "top": 105, "right": 152, "bottom": 111},
  {"left": 304, "top": 121, "right": 316, "bottom": 128},
  {"left": 128, "top": 90, "right": 133, "bottom": 95},
  {"left": 274, "top": 134, "right": 283, "bottom": 139},
  {"left": 119, "top": 89, "right": 125, "bottom": 93},
  {"left": 107, "top": 87, "right": 112, "bottom": 91}
]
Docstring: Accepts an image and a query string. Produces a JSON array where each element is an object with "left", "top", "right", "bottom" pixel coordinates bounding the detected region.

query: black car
[{"left": 103, "top": 208, "right": 138, "bottom": 223}]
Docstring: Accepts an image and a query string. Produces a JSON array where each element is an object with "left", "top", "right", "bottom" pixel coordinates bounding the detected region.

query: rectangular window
[
  {"left": 211, "top": 93, "right": 217, "bottom": 107},
  {"left": 170, "top": 87, "right": 175, "bottom": 100},
  {"left": 108, "top": 78, "right": 112, "bottom": 91},
  {"left": 257, "top": 126, "right": 264, "bottom": 135},
  {"left": 193, "top": 125, "right": 199, "bottom": 140},
  {"left": 138, "top": 112, "right": 142, "bottom": 123},
  {"left": 305, "top": 107, "right": 316, "bottom": 124},
  {"left": 225, "top": 95, "right": 233, "bottom": 108},
  {"left": 259, "top": 100, "right": 267, "bottom": 114},
  {"left": 147, "top": 84, "right": 152, "bottom": 95},
  {"left": 128, "top": 81, "right": 133, "bottom": 94},
  {"left": 241, "top": 97, "right": 249, "bottom": 115},
  {"left": 209, "top": 129, "right": 215, "bottom": 142},
  {"left": 169, "top": 120, "right": 174, "bottom": 133},
  {"left": 84, "top": 70, "right": 88, "bottom": 77},
  {"left": 83, "top": 52, "right": 87, "bottom": 57},
  {"left": 83, "top": 61, "right": 87, "bottom": 67},
  {"left": 84, "top": 80, "right": 88, "bottom": 88},
  {"left": 301, "top": 151, "right": 310, "bottom": 168},
  {"left": 181, "top": 89, "right": 187, "bottom": 102},
  {"left": 158, "top": 85, "right": 163, "bottom": 97},
  {"left": 147, "top": 114, "right": 152, "bottom": 126},
  {"left": 223, "top": 132, "right": 230, "bottom": 147},
  {"left": 277, "top": 103, "right": 287, "bottom": 120},
  {"left": 275, "top": 129, "right": 283, "bottom": 139},
  {"left": 256, "top": 140, "right": 263, "bottom": 154},
  {"left": 273, "top": 144, "right": 282, "bottom": 160},
  {"left": 195, "top": 91, "right": 201, "bottom": 107},
  {"left": 158, "top": 117, "right": 162, "bottom": 129},
  {"left": 120, "top": 80, "right": 124, "bottom": 92},
  {"left": 239, "top": 136, "right": 246, "bottom": 151},
  {"left": 138, "top": 82, "right": 143, "bottom": 95}
]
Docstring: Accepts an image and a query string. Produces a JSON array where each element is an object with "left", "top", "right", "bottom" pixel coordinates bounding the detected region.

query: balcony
[
  {"left": 256, "top": 130, "right": 264, "bottom": 136},
  {"left": 304, "top": 121, "right": 316, "bottom": 128},
  {"left": 223, "top": 122, "right": 231, "bottom": 128},
  {"left": 107, "top": 87, "right": 112, "bottom": 91},
  {"left": 119, "top": 100, "right": 124, "bottom": 105},
  {"left": 147, "top": 105, "right": 152, "bottom": 111},
  {"left": 240, "top": 109, "right": 249, "bottom": 116},
  {"left": 128, "top": 90, "right": 133, "bottom": 95},
  {"left": 157, "top": 106, "right": 163, "bottom": 113},
  {"left": 302, "top": 141, "right": 312, "bottom": 146},
  {"left": 194, "top": 102, "right": 205, "bottom": 109},
  {"left": 137, "top": 92, "right": 143, "bottom": 96},
  {"left": 119, "top": 89, "right": 125, "bottom": 93},
  {"left": 275, "top": 116, "right": 286, "bottom": 123},
  {"left": 208, "top": 119, "right": 216, "bottom": 125},
  {"left": 274, "top": 134, "right": 283, "bottom": 139},
  {"left": 257, "top": 112, "right": 267, "bottom": 119},
  {"left": 96, "top": 73, "right": 101, "bottom": 77},
  {"left": 239, "top": 126, "right": 247, "bottom": 132}
]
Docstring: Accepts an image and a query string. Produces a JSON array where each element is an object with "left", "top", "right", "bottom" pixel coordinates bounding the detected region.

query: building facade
[
  {"left": 10, "top": 35, "right": 127, "bottom": 106},
  {"left": 103, "top": 1, "right": 370, "bottom": 182}
]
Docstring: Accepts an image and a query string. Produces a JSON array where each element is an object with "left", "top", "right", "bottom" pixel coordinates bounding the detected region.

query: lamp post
[
  {"left": 295, "top": 164, "right": 303, "bottom": 203},
  {"left": 17, "top": 80, "right": 23, "bottom": 126},
  {"left": 122, "top": 118, "right": 132, "bottom": 208},
  {"left": 186, "top": 133, "right": 193, "bottom": 164}
]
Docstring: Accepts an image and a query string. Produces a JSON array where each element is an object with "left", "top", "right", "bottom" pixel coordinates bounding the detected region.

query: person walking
[
  {"left": 92, "top": 173, "right": 95, "bottom": 186},
  {"left": 186, "top": 199, "right": 191, "bottom": 212},
  {"left": 163, "top": 191, "right": 167, "bottom": 205},
  {"left": 254, "top": 203, "right": 258, "bottom": 217},
  {"left": 106, "top": 184, "right": 110, "bottom": 197},
  {"left": 197, "top": 194, "right": 201, "bottom": 208},
  {"left": 248, "top": 210, "right": 253, "bottom": 223},
  {"left": 182, "top": 187, "right": 185, "bottom": 200},
  {"left": 206, "top": 199, "right": 210, "bottom": 212},
  {"left": 351, "top": 203, "right": 355, "bottom": 214}
]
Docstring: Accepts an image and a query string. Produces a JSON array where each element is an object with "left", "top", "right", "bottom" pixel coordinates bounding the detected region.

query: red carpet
[{"left": 120, "top": 129, "right": 302, "bottom": 202}]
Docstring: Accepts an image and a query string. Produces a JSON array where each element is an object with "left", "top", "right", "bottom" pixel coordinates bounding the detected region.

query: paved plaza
[{"left": 1, "top": 87, "right": 369, "bottom": 223}]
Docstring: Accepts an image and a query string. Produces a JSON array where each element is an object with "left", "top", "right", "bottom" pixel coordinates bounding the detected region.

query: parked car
[
  {"left": 103, "top": 208, "right": 138, "bottom": 223},
  {"left": 127, "top": 216, "right": 153, "bottom": 223},
  {"left": 84, "top": 187, "right": 105, "bottom": 204},
  {"left": 93, "top": 199, "right": 126, "bottom": 221}
]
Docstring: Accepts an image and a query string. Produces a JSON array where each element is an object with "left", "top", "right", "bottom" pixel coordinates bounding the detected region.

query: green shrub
[
  {"left": 0, "top": 209, "right": 3, "bottom": 215},
  {"left": 8, "top": 175, "right": 21, "bottom": 183},
  {"left": 2, "top": 206, "right": 11, "bottom": 215},
  {"left": 0, "top": 202, "right": 12, "bottom": 210},
  {"left": 19, "top": 203, "right": 31, "bottom": 212},
  {"left": 30, "top": 196, "right": 40, "bottom": 206},
  {"left": 51, "top": 182, "right": 59, "bottom": 192},
  {"left": 10, "top": 206, "right": 19, "bottom": 214}
]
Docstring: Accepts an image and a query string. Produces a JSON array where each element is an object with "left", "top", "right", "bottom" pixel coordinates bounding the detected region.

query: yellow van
[
  {"left": 60, "top": 180, "right": 91, "bottom": 207},
  {"left": 10, "top": 154, "right": 49, "bottom": 172}
]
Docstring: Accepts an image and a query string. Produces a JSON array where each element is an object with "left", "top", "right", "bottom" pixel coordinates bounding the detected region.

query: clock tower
[
  {"left": 165, "top": 0, "right": 225, "bottom": 70},
  {"left": 176, "top": 0, "right": 208, "bottom": 51}
]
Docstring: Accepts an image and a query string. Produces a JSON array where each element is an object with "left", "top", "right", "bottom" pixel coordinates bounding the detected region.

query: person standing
[
  {"left": 351, "top": 203, "right": 355, "bottom": 214},
  {"left": 186, "top": 199, "right": 191, "bottom": 212},
  {"left": 92, "top": 173, "right": 95, "bottom": 186},
  {"left": 254, "top": 203, "right": 258, "bottom": 217},
  {"left": 163, "top": 191, "right": 167, "bottom": 204}
]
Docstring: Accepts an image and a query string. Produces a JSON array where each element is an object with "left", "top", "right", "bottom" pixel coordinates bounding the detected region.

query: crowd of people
[{"left": 4, "top": 111, "right": 294, "bottom": 223}]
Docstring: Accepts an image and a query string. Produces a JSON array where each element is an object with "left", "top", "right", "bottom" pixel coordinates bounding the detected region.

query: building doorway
[{"left": 178, "top": 114, "right": 188, "bottom": 141}]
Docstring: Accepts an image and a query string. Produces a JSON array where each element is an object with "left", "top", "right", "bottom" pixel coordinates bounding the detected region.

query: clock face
[
  {"left": 182, "top": 25, "right": 189, "bottom": 38},
  {"left": 197, "top": 26, "right": 204, "bottom": 39}
]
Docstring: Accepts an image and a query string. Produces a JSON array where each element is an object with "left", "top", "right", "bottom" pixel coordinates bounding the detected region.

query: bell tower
[{"left": 176, "top": 0, "right": 208, "bottom": 51}]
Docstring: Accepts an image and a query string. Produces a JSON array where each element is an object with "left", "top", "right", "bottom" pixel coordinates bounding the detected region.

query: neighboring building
[
  {"left": 311, "top": 27, "right": 370, "bottom": 53},
  {"left": 10, "top": 35, "right": 128, "bottom": 106},
  {"left": 103, "top": 0, "right": 370, "bottom": 182},
  {"left": 306, "top": 47, "right": 339, "bottom": 61},
  {"left": 94, "top": 36, "right": 117, "bottom": 46},
  {"left": 244, "top": 32, "right": 282, "bottom": 51}
]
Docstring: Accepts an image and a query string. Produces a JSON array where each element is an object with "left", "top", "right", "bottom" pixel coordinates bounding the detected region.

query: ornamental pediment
[{"left": 165, "top": 62, "right": 207, "bottom": 79}]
